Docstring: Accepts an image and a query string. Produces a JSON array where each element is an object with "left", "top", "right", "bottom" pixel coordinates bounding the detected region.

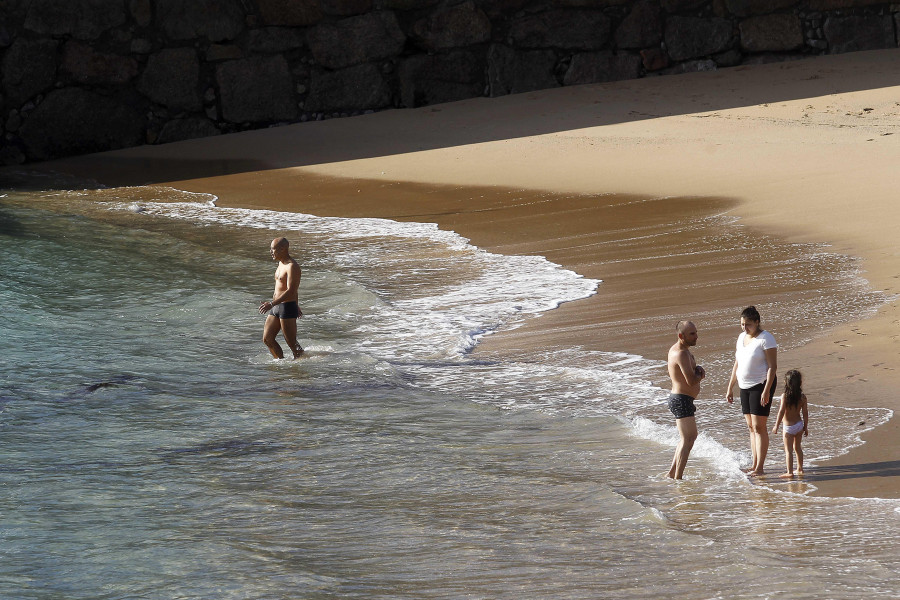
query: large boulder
[
  {"left": 725, "top": 0, "right": 798, "bottom": 17},
  {"left": 664, "top": 16, "right": 733, "bottom": 61},
  {"left": 321, "top": 0, "right": 372, "bottom": 16},
  {"left": 615, "top": 0, "right": 662, "bottom": 49},
  {"left": 61, "top": 41, "right": 140, "bottom": 85},
  {"left": 508, "top": 10, "right": 611, "bottom": 50},
  {"left": 488, "top": 44, "right": 559, "bottom": 96},
  {"left": 24, "top": 0, "right": 126, "bottom": 40},
  {"left": 740, "top": 14, "right": 803, "bottom": 52},
  {"left": 304, "top": 63, "right": 392, "bottom": 113},
  {"left": 399, "top": 50, "right": 484, "bottom": 108},
  {"left": 130, "top": 0, "right": 153, "bottom": 27},
  {"left": 824, "top": 15, "right": 895, "bottom": 54},
  {"left": 137, "top": 48, "right": 202, "bottom": 111},
  {"left": 19, "top": 88, "right": 146, "bottom": 160},
  {"left": 246, "top": 27, "right": 307, "bottom": 54},
  {"left": 155, "top": 0, "right": 245, "bottom": 41},
  {"left": 216, "top": 55, "right": 298, "bottom": 122},
  {"left": 257, "top": 0, "right": 323, "bottom": 26},
  {"left": 2, "top": 38, "right": 58, "bottom": 107},
  {"left": 410, "top": 1, "right": 492, "bottom": 52},
  {"left": 307, "top": 11, "right": 406, "bottom": 69},
  {"left": 808, "top": 0, "right": 884, "bottom": 8},
  {"left": 379, "top": 0, "right": 439, "bottom": 7},
  {"left": 660, "top": 0, "right": 706, "bottom": 11},
  {"left": 563, "top": 51, "right": 642, "bottom": 85}
]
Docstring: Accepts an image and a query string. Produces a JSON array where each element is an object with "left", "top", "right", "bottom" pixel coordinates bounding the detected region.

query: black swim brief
[
  {"left": 667, "top": 393, "right": 696, "bottom": 419},
  {"left": 269, "top": 300, "right": 301, "bottom": 319},
  {"left": 739, "top": 377, "right": 776, "bottom": 417}
]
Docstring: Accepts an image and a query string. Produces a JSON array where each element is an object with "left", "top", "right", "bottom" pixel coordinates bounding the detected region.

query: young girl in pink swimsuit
[{"left": 771, "top": 369, "right": 810, "bottom": 478}]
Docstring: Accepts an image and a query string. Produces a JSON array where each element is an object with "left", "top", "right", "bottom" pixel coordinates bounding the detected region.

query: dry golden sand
[{"left": 45, "top": 48, "right": 900, "bottom": 498}]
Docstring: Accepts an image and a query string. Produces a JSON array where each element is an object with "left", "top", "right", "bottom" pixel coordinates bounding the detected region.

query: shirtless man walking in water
[
  {"left": 666, "top": 320, "right": 705, "bottom": 479},
  {"left": 258, "top": 237, "right": 304, "bottom": 359}
]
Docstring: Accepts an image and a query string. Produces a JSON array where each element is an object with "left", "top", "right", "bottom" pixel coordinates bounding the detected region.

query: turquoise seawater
[{"left": 0, "top": 174, "right": 898, "bottom": 599}]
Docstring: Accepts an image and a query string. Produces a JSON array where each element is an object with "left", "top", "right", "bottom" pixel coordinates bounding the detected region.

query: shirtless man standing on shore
[
  {"left": 258, "top": 237, "right": 304, "bottom": 359},
  {"left": 666, "top": 320, "right": 705, "bottom": 479}
]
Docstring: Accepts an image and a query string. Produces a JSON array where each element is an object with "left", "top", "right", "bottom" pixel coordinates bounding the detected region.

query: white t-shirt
[{"left": 735, "top": 330, "right": 777, "bottom": 388}]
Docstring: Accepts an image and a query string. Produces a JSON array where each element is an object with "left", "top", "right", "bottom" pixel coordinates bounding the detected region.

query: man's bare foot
[
  {"left": 797, "top": 469, "right": 804, "bottom": 476},
  {"left": 749, "top": 470, "right": 765, "bottom": 477},
  {"left": 779, "top": 472, "right": 794, "bottom": 479},
  {"left": 291, "top": 346, "right": 305, "bottom": 359}
]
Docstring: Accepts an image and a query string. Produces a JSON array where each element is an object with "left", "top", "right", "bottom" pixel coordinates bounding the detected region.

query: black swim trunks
[
  {"left": 668, "top": 393, "right": 696, "bottom": 419},
  {"left": 739, "top": 376, "right": 776, "bottom": 417},
  {"left": 270, "top": 300, "right": 301, "bottom": 319}
]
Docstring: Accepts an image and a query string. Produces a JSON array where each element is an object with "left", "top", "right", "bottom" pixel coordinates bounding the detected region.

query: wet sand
[{"left": 39, "top": 48, "right": 900, "bottom": 498}]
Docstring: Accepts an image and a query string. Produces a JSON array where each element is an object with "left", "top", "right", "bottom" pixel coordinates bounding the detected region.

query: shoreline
[{"left": 28, "top": 48, "right": 900, "bottom": 498}]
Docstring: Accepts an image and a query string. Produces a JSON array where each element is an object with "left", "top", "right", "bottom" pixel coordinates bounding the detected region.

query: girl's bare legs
[
  {"left": 780, "top": 433, "right": 795, "bottom": 478},
  {"left": 794, "top": 435, "right": 804, "bottom": 476}
]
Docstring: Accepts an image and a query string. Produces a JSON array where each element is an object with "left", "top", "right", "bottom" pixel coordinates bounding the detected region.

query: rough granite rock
[
  {"left": 410, "top": 1, "right": 492, "bottom": 52},
  {"left": 664, "top": 16, "right": 733, "bottom": 61},
  {"left": 399, "top": 50, "right": 485, "bottom": 107},
  {"left": 641, "top": 47, "right": 669, "bottom": 70},
  {"left": 307, "top": 11, "right": 406, "bottom": 69},
  {"left": 488, "top": 44, "right": 559, "bottom": 96},
  {"left": 129, "top": 0, "right": 153, "bottom": 27},
  {"left": 19, "top": 88, "right": 146, "bottom": 160},
  {"left": 304, "top": 63, "right": 392, "bottom": 112},
  {"left": 660, "top": 0, "right": 707, "bottom": 11},
  {"left": 2, "top": 38, "right": 58, "bottom": 107},
  {"left": 725, "top": 0, "right": 798, "bottom": 17},
  {"left": 508, "top": 9, "right": 611, "bottom": 50},
  {"left": 321, "top": 0, "right": 372, "bottom": 16},
  {"left": 807, "top": 0, "right": 885, "bottom": 10},
  {"left": 61, "top": 41, "right": 140, "bottom": 85},
  {"left": 615, "top": 0, "right": 663, "bottom": 49},
  {"left": 257, "top": 0, "right": 323, "bottom": 26},
  {"left": 216, "top": 55, "right": 298, "bottom": 122},
  {"left": 155, "top": 0, "right": 245, "bottom": 41},
  {"left": 377, "top": 0, "right": 440, "bottom": 9},
  {"left": 740, "top": 14, "right": 803, "bottom": 52},
  {"left": 23, "top": 0, "right": 127, "bottom": 40},
  {"left": 563, "top": 51, "right": 642, "bottom": 85},
  {"left": 137, "top": 48, "right": 202, "bottom": 111},
  {"left": 246, "top": 27, "right": 307, "bottom": 54},
  {"left": 824, "top": 15, "right": 895, "bottom": 54}
]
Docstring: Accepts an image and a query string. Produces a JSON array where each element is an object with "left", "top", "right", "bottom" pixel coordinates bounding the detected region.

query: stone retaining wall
[{"left": 1, "top": 0, "right": 898, "bottom": 164}]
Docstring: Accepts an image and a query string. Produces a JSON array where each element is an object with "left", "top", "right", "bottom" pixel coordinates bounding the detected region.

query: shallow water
[{"left": 0, "top": 174, "right": 897, "bottom": 599}]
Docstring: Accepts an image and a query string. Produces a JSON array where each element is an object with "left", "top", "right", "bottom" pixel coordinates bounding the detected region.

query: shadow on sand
[{"left": 3, "top": 48, "right": 900, "bottom": 190}]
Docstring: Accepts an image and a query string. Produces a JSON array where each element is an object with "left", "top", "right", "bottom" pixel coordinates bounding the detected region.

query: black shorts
[
  {"left": 270, "top": 301, "right": 301, "bottom": 319},
  {"left": 740, "top": 377, "right": 776, "bottom": 417},
  {"left": 668, "top": 393, "right": 696, "bottom": 419}
]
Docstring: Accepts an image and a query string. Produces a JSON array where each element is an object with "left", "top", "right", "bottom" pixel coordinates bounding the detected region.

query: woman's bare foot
[
  {"left": 749, "top": 470, "right": 765, "bottom": 477},
  {"left": 779, "top": 472, "right": 794, "bottom": 479}
]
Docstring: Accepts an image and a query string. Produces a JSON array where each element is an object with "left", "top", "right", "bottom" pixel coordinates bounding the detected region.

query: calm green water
[{"left": 0, "top": 174, "right": 897, "bottom": 599}]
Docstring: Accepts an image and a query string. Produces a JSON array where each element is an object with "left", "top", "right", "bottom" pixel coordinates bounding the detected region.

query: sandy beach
[{"left": 43, "top": 48, "right": 900, "bottom": 498}]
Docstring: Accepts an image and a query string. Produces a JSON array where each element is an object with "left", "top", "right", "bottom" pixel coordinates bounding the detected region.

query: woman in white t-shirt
[{"left": 725, "top": 306, "right": 778, "bottom": 476}]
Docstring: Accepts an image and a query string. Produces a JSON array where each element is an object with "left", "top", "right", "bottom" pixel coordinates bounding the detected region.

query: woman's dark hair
[
  {"left": 741, "top": 305, "right": 761, "bottom": 322},
  {"left": 783, "top": 369, "right": 803, "bottom": 407}
]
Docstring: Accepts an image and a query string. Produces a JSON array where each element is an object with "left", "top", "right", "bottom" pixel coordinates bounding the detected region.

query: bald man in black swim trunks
[
  {"left": 258, "top": 237, "right": 304, "bottom": 359},
  {"left": 666, "top": 320, "right": 705, "bottom": 479}
]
